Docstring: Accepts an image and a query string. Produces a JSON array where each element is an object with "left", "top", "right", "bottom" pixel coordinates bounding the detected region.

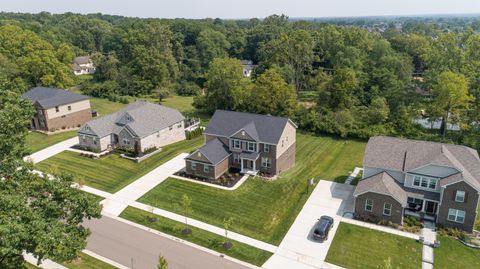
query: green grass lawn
[
  {"left": 36, "top": 136, "right": 203, "bottom": 193},
  {"left": 61, "top": 252, "right": 117, "bottom": 269},
  {"left": 120, "top": 207, "right": 272, "bottom": 266},
  {"left": 435, "top": 235, "right": 480, "bottom": 269},
  {"left": 137, "top": 133, "right": 365, "bottom": 244},
  {"left": 160, "top": 95, "right": 194, "bottom": 113},
  {"left": 89, "top": 97, "right": 128, "bottom": 116},
  {"left": 476, "top": 203, "right": 480, "bottom": 231},
  {"left": 325, "top": 223, "right": 422, "bottom": 269},
  {"left": 26, "top": 131, "right": 78, "bottom": 153}
]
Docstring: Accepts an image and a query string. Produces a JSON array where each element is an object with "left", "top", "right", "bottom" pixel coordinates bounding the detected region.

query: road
[{"left": 84, "top": 216, "right": 253, "bottom": 269}]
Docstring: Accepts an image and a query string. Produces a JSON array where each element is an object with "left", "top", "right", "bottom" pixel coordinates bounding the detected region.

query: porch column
[
  {"left": 241, "top": 158, "right": 244, "bottom": 173},
  {"left": 253, "top": 159, "right": 256, "bottom": 171},
  {"left": 421, "top": 200, "right": 426, "bottom": 213}
]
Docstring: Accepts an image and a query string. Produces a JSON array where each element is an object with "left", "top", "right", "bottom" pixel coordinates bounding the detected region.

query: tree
[
  {"left": 156, "top": 254, "right": 168, "bottom": 269},
  {"left": 0, "top": 85, "right": 101, "bottom": 268},
  {"left": 181, "top": 194, "right": 192, "bottom": 233},
  {"left": 222, "top": 217, "right": 234, "bottom": 250},
  {"left": 318, "top": 68, "right": 359, "bottom": 111},
  {"left": 430, "top": 71, "right": 472, "bottom": 139},
  {"left": 196, "top": 29, "right": 231, "bottom": 67},
  {"left": 248, "top": 68, "right": 297, "bottom": 117}
]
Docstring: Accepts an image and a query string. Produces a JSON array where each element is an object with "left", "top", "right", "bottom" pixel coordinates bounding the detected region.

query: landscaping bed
[
  {"left": 325, "top": 222, "right": 422, "bottom": 269},
  {"left": 120, "top": 206, "right": 272, "bottom": 266},
  {"left": 138, "top": 133, "right": 365, "bottom": 245},
  {"left": 174, "top": 168, "right": 243, "bottom": 188},
  {"left": 36, "top": 136, "right": 203, "bottom": 193}
]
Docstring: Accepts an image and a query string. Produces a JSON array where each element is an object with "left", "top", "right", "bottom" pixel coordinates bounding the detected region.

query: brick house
[{"left": 185, "top": 110, "right": 296, "bottom": 180}]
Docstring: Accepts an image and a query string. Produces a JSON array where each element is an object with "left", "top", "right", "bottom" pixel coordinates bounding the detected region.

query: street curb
[
  {"left": 82, "top": 249, "right": 129, "bottom": 269},
  {"left": 103, "top": 213, "right": 263, "bottom": 269}
]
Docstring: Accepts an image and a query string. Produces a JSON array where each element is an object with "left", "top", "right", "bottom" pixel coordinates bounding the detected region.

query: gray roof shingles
[
  {"left": 354, "top": 172, "right": 408, "bottom": 206},
  {"left": 187, "top": 138, "right": 231, "bottom": 165},
  {"left": 204, "top": 110, "right": 292, "bottom": 144},
  {"left": 22, "top": 87, "right": 89, "bottom": 109},
  {"left": 78, "top": 101, "right": 184, "bottom": 138}
]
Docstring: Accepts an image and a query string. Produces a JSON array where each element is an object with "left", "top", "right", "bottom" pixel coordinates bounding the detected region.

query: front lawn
[
  {"left": 137, "top": 133, "right": 365, "bottom": 244},
  {"left": 61, "top": 252, "right": 117, "bottom": 269},
  {"left": 26, "top": 131, "right": 78, "bottom": 153},
  {"left": 325, "top": 223, "right": 422, "bottom": 269},
  {"left": 120, "top": 207, "right": 272, "bottom": 266},
  {"left": 435, "top": 235, "right": 480, "bottom": 269},
  {"left": 36, "top": 136, "right": 203, "bottom": 193}
]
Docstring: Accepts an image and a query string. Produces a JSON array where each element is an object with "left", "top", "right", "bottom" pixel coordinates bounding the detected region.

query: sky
[{"left": 2, "top": 0, "right": 480, "bottom": 19}]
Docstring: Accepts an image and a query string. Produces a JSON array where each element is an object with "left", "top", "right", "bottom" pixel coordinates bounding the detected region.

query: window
[
  {"left": 428, "top": 178, "right": 437, "bottom": 189},
  {"left": 262, "top": 157, "right": 271, "bottom": 168},
  {"left": 383, "top": 203, "right": 392, "bottom": 216},
  {"left": 55, "top": 106, "right": 59, "bottom": 112},
  {"left": 413, "top": 176, "right": 421, "bottom": 186},
  {"left": 93, "top": 139, "right": 97, "bottom": 145},
  {"left": 365, "top": 199, "right": 373, "bottom": 212},
  {"left": 233, "top": 140, "right": 241, "bottom": 149},
  {"left": 169, "top": 125, "right": 173, "bottom": 131},
  {"left": 122, "top": 138, "right": 130, "bottom": 145},
  {"left": 247, "top": 142, "right": 255, "bottom": 152},
  {"left": 412, "top": 175, "right": 437, "bottom": 190},
  {"left": 264, "top": 144, "right": 270, "bottom": 153},
  {"left": 191, "top": 162, "right": 196, "bottom": 170},
  {"left": 86, "top": 126, "right": 90, "bottom": 131},
  {"left": 67, "top": 105, "right": 71, "bottom": 111},
  {"left": 82, "top": 135, "right": 86, "bottom": 142},
  {"left": 448, "top": 208, "right": 465, "bottom": 223},
  {"left": 177, "top": 123, "right": 182, "bottom": 128},
  {"left": 204, "top": 165, "right": 209, "bottom": 173},
  {"left": 233, "top": 153, "right": 239, "bottom": 163},
  {"left": 455, "top": 190, "right": 465, "bottom": 203}
]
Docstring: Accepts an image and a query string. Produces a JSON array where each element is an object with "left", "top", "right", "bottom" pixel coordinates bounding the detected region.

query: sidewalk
[
  {"left": 24, "top": 137, "right": 78, "bottom": 164},
  {"left": 101, "top": 153, "right": 188, "bottom": 216},
  {"left": 24, "top": 253, "right": 68, "bottom": 269},
  {"left": 421, "top": 221, "right": 436, "bottom": 269},
  {"left": 344, "top": 167, "right": 363, "bottom": 185},
  {"left": 341, "top": 217, "right": 420, "bottom": 240}
]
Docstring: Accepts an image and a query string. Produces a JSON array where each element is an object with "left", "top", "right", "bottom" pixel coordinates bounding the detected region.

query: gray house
[
  {"left": 354, "top": 136, "right": 480, "bottom": 232},
  {"left": 185, "top": 110, "right": 296, "bottom": 180},
  {"left": 77, "top": 101, "right": 185, "bottom": 153}
]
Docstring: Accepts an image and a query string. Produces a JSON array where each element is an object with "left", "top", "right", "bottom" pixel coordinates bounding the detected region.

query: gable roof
[
  {"left": 78, "top": 101, "right": 184, "bottom": 138},
  {"left": 204, "top": 110, "right": 295, "bottom": 144},
  {"left": 73, "top": 56, "right": 91, "bottom": 65},
  {"left": 22, "top": 87, "right": 89, "bottom": 109},
  {"left": 354, "top": 172, "right": 408, "bottom": 206},
  {"left": 364, "top": 136, "right": 480, "bottom": 190},
  {"left": 186, "top": 138, "right": 231, "bottom": 165}
]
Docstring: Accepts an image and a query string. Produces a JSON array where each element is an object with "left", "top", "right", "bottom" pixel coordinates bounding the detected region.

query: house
[
  {"left": 22, "top": 87, "right": 92, "bottom": 132},
  {"left": 73, "top": 56, "right": 96, "bottom": 75},
  {"left": 354, "top": 136, "right": 480, "bottom": 232},
  {"left": 240, "top": 60, "right": 255, "bottom": 77},
  {"left": 77, "top": 101, "right": 185, "bottom": 153},
  {"left": 185, "top": 110, "right": 296, "bottom": 180}
]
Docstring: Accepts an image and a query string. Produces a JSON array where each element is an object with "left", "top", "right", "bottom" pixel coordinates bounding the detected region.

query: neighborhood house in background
[
  {"left": 185, "top": 110, "right": 296, "bottom": 179},
  {"left": 72, "top": 56, "right": 96, "bottom": 75},
  {"left": 354, "top": 136, "right": 480, "bottom": 232},
  {"left": 77, "top": 101, "right": 186, "bottom": 153},
  {"left": 22, "top": 87, "right": 92, "bottom": 132},
  {"left": 240, "top": 60, "right": 256, "bottom": 77}
]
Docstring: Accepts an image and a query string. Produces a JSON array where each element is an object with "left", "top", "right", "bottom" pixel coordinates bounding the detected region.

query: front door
[
  {"left": 244, "top": 160, "right": 253, "bottom": 170},
  {"left": 425, "top": 201, "right": 437, "bottom": 215}
]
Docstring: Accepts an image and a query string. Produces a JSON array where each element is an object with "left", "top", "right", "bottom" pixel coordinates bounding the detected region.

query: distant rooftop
[{"left": 22, "top": 87, "right": 89, "bottom": 109}]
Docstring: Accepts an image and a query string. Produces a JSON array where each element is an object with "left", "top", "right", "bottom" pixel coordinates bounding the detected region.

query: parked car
[{"left": 313, "top": 215, "right": 334, "bottom": 241}]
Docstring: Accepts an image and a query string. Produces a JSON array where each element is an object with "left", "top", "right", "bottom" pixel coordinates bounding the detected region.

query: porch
[
  {"left": 240, "top": 151, "right": 259, "bottom": 176},
  {"left": 404, "top": 196, "right": 438, "bottom": 222}
]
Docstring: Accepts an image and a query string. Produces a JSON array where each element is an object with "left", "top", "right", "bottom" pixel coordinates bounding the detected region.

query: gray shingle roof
[
  {"left": 364, "top": 136, "right": 480, "bottom": 190},
  {"left": 204, "top": 110, "right": 294, "bottom": 144},
  {"left": 22, "top": 87, "right": 89, "bottom": 109},
  {"left": 78, "top": 101, "right": 184, "bottom": 138},
  {"left": 187, "top": 138, "right": 231, "bottom": 165},
  {"left": 239, "top": 151, "right": 260, "bottom": 160},
  {"left": 354, "top": 172, "right": 408, "bottom": 206},
  {"left": 73, "top": 56, "right": 91, "bottom": 65}
]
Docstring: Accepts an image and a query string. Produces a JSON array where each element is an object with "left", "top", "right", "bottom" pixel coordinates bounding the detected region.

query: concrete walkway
[
  {"left": 24, "top": 137, "right": 78, "bottom": 164},
  {"left": 101, "top": 153, "right": 188, "bottom": 216},
  {"left": 421, "top": 221, "right": 436, "bottom": 269},
  {"left": 344, "top": 167, "right": 363, "bottom": 185},
  {"left": 24, "top": 253, "right": 68, "bottom": 269},
  {"left": 341, "top": 217, "right": 420, "bottom": 240},
  {"left": 263, "top": 181, "right": 355, "bottom": 269}
]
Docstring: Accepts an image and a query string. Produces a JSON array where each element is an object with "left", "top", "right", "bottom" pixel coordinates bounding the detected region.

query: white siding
[
  {"left": 276, "top": 122, "right": 296, "bottom": 158},
  {"left": 45, "top": 99, "right": 91, "bottom": 119},
  {"left": 404, "top": 173, "right": 441, "bottom": 193},
  {"left": 140, "top": 121, "right": 186, "bottom": 151}
]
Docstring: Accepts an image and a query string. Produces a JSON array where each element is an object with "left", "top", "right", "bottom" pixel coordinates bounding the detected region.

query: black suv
[{"left": 313, "top": 215, "right": 334, "bottom": 241}]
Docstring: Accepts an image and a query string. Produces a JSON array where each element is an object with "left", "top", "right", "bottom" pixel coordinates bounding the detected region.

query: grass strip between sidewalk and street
[{"left": 120, "top": 206, "right": 273, "bottom": 266}]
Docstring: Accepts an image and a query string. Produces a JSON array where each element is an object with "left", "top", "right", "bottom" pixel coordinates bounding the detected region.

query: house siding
[
  {"left": 355, "top": 192, "right": 404, "bottom": 224},
  {"left": 437, "top": 181, "right": 479, "bottom": 232},
  {"left": 139, "top": 121, "right": 186, "bottom": 151},
  {"left": 185, "top": 160, "right": 218, "bottom": 180},
  {"left": 276, "top": 122, "right": 296, "bottom": 158},
  {"left": 275, "top": 142, "right": 295, "bottom": 175},
  {"left": 78, "top": 134, "right": 110, "bottom": 152}
]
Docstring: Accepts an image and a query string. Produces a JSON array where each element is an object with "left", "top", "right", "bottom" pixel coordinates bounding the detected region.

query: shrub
[{"left": 143, "top": 146, "right": 158, "bottom": 154}]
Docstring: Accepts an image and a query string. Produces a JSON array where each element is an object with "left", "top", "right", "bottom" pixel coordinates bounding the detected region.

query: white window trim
[
  {"left": 191, "top": 162, "right": 197, "bottom": 170},
  {"left": 412, "top": 175, "right": 437, "bottom": 190},
  {"left": 365, "top": 199, "right": 373, "bottom": 212},
  {"left": 264, "top": 144, "right": 270, "bottom": 153},
  {"left": 447, "top": 208, "right": 465, "bottom": 223},
  {"left": 233, "top": 140, "right": 241, "bottom": 149},
  {"left": 383, "top": 203, "right": 392, "bottom": 216},
  {"left": 261, "top": 157, "right": 271, "bottom": 168},
  {"left": 247, "top": 142, "right": 255, "bottom": 152},
  {"left": 455, "top": 190, "right": 465, "bottom": 203},
  {"left": 203, "top": 165, "right": 209, "bottom": 173}
]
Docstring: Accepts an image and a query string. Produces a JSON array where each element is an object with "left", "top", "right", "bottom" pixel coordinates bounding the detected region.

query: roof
[
  {"left": 186, "top": 138, "right": 231, "bottom": 165},
  {"left": 354, "top": 172, "right": 408, "bottom": 206},
  {"left": 239, "top": 151, "right": 260, "bottom": 160},
  {"left": 78, "top": 101, "right": 184, "bottom": 138},
  {"left": 22, "top": 87, "right": 89, "bottom": 109},
  {"left": 364, "top": 136, "right": 480, "bottom": 190},
  {"left": 204, "top": 110, "right": 294, "bottom": 144},
  {"left": 240, "top": 60, "right": 253, "bottom": 66},
  {"left": 73, "top": 56, "right": 91, "bottom": 65}
]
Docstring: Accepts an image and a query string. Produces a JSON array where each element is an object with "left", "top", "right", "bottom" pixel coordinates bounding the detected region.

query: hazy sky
[{"left": 2, "top": 0, "right": 480, "bottom": 19}]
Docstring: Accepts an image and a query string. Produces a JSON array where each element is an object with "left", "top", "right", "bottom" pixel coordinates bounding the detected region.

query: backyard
[
  {"left": 136, "top": 133, "right": 366, "bottom": 244},
  {"left": 325, "top": 223, "right": 422, "bottom": 269},
  {"left": 36, "top": 136, "right": 203, "bottom": 193},
  {"left": 120, "top": 206, "right": 273, "bottom": 266},
  {"left": 435, "top": 235, "right": 480, "bottom": 269},
  {"left": 26, "top": 131, "right": 77, "bottom": 153}
]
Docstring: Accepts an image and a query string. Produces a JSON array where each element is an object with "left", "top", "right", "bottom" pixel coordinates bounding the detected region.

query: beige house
[
  {"left": 73, "top": 56, "right": 96, "bottom": 75},
  {"left": 22, "top": 87, "right": 92, "bottom": 132},
  {"left": 77, "top": 101, "right": 185, "bottom": 153}
]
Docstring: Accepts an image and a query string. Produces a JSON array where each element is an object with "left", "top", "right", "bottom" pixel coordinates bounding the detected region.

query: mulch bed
[{"left": 174, "top": 168, "right": 243, "bottom": 188}]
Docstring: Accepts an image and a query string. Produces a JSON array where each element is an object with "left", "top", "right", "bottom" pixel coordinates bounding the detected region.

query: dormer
[{"left": 116, "top": 112, "right": 134, "bottom": 126}]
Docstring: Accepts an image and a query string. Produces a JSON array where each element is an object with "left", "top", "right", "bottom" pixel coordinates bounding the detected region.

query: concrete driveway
[
  {"left": 24, "top": 136, "right": 78, "bottom": 164},
  {"left": 263, "top": 180, "right": 354, "bottom": 269}
]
